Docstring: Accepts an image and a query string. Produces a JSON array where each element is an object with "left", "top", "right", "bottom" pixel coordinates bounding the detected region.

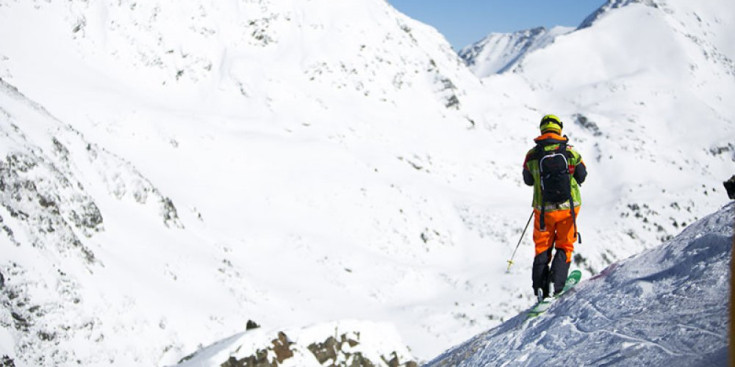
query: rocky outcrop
[{"left": 218, "top": 330, "right": 416, "bottom": 367}]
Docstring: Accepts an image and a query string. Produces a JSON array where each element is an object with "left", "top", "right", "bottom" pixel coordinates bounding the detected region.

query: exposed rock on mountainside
[
  {"left": 177, "top": 320, "right": 417, "bottom": 367},
  {"left": 0, "top": 78, "right": 183, "bottom": 366}
]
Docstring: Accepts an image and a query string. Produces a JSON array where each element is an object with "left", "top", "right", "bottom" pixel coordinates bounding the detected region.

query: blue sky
[{"left": 386, "top": 1, "right": 606, "bottom": 50}]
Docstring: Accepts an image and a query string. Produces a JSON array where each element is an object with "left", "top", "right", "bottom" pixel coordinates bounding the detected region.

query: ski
[{"left": 527, "top": 269, "right": 582, "bottom": 318}]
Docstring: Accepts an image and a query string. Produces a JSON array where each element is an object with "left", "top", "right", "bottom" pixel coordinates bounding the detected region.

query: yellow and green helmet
[{"left": 539, "top": 114, "right": 563, "bottom": 134}]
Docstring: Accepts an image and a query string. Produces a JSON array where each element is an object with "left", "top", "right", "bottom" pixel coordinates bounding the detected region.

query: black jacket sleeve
[
  {"left": 523, "top": 168, "right": 534, "bottom": 186},
  {"left": 574, "top": 162, "right": 587, "bottom": 184}
]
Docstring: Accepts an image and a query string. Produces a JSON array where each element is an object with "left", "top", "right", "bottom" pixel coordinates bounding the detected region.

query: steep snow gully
[{"left": 425, "top": 202, "right": 733, "bottom": 367}]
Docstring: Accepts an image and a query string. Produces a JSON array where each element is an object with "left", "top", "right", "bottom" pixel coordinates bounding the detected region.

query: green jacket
[{"left": 523, "top": 133, "right": 587, "bottom": 212}]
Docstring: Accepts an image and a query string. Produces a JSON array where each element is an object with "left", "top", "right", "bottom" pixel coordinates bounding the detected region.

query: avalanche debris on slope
[{"left": 425, "top": 202, "right": 733, "bottom": 367}]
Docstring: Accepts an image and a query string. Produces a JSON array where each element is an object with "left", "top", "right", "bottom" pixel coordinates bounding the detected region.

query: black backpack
[
  {"left": 538, "top": 142, "right": 571, "bottom": 204},
  {"left": 534, "top": 138, "right": 580, "bottom": 243}
]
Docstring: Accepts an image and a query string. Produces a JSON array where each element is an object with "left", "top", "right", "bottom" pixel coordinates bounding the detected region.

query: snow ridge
[{"left": 425, "top": 202, "right": 733, "bottom": 366}]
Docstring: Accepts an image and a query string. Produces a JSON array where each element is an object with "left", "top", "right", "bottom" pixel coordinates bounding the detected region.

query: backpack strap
[
  {"left": 560, "top": 136, "right": 581, "bottom": 244},
  {"left": 535, "top": 142, "right": 546, "bottom": 230}
]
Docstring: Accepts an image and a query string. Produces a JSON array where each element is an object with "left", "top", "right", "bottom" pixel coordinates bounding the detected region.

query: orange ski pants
[{"left": 533, "top": 207, "right": 580, "bottom": 263}]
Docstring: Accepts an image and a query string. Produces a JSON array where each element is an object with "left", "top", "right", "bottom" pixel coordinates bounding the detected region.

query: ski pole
[{"left": 506, "top": 211, "right": 534, "bottom": 273}]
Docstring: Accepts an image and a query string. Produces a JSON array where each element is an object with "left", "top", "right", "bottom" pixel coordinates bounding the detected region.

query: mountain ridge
[{"left": 425, "top": 201, "right": 733, "bottom": 366}]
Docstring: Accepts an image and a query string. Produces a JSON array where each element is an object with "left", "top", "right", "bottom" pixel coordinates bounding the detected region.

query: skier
[{"left": 522, "top": 114, "right": 587, "bottom": 301}]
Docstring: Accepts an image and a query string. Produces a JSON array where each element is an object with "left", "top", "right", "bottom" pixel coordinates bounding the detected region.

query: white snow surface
[
  {"left": 0, "top": 0, "right": 733, "bottom": 365},
  {"left": 425, "top": 202, "right": 733, "bottom": 367}
]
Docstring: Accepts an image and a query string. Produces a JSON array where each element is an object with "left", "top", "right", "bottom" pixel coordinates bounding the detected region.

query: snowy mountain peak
[
  {"left": 458, "top": 26, "right": 573, "bottom": 77},
  {"left": 579, "top": 0, "right": 662, "bottom": 29}
]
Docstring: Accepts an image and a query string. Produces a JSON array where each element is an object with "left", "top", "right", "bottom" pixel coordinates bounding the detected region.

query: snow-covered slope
[
  {"left": 0, "top": 0, "right": 733, "bottom": 366},
  {"left": 425, "top": 201, "right": 733, "bottom": 366},
  {"left": 0, "top": 77, "right": 191, "bottom": 365},
  {"left": 0, "top": 1, "right": 500, "bottom": 365},
  {"left": 458, "top": 26, "right": 573, "bottom": 77}
]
